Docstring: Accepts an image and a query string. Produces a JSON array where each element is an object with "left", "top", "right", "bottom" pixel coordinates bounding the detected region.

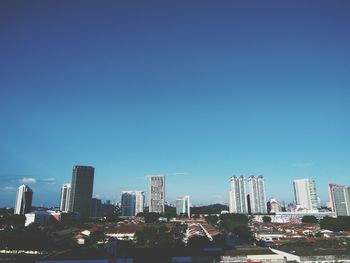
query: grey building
[
  {"left": 90, "top": 198, "right": 102, "bottom": 217},
  {"left": 121, "top": 191, "right": 144, "bottom": 217},
  {"left": 329, "top": 184, "right": 350, "bottom": 216},
  {"left": 176, "top": 196, "right": 190, "bottom": 217},
  {"left": 149, "top": 175, "right": 165, "bottom": 213},
  {"left": 69, "top": 165, "right": 95, "bottom": 217},
  {"left": 14, "top": 185, "right": 33, "bottom": 215}
]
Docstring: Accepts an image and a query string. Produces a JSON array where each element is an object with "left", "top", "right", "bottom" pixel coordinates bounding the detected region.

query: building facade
[
  {"left": 329, "top": 184, "right": 350, "bottom": 216},
  {"left": 293, "top": 179, "right": 319, "bottom": 210},
  {"left": 149, "top": 175, "right": 165, "bottom": 213},
  {"left": 59, "top": 183, "right": 71, "bottom": 212},
  {"left": 229, "top": 176, "right": 248, "bottom": 214},
  {"left": 121, "top": 191, "right": 144, "bottom": 217},
  {"left": 69, "top": 165, "right": 95, "bottom": 217},
  {"left": 176, "top": 196, "right": 190, "bottom": 217},
  {"left": 248, "top": 176, "right": 267, "bottom": 214},
  {"left": 90, "top": 198, "right": 102, "bottom": 217},
  {"left": 15, "top": 185, "right": 33, "bottom": 215}
]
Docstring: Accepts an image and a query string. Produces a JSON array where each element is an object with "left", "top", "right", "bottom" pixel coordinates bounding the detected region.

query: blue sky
[{"left": 1, "top": 1, "right": 350, "bottom": 207}]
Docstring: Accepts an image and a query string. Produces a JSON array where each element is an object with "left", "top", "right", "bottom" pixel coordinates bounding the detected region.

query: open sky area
[{"left": 1, "top": 1, "right": 350, "bottom": 207}]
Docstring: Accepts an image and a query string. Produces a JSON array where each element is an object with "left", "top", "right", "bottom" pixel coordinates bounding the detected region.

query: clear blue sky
[{"left": 1, "top": 1, "right": 350, "bottom": 207}]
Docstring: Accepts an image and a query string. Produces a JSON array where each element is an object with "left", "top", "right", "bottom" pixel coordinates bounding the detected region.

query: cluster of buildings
[
  {"left": 13, "top": 167, "right": 191, "bottom": 224},
  {"left": 13, "top": 166, "right": 350, "bottom": 226}
]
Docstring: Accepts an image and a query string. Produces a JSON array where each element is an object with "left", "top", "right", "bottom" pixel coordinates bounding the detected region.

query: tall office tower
[
  {"left": 176, "top": 196, "right": 190, "bottom": 217},
  {"left": 59, "top": 183, "right": 71, "bottom": 212},
  {"left": 14, "top": 185, "right": 33, "bottom": 215},
  {"left": 121, "top": 191, "right": 144, "bottom": 217},
  {"left": 69, "top": 165, "right": 95, "bottom": 217},
  {"left": 248, "top": 175, "right": 267, "bottom": 214},
  {"left": 229, "top": 176, "right": 247, "bottom": 214},
  {"left": 293, "top": 179, "right": 319, "bottom": 210},
  {"left": 149, "top": 175, "right": 165, "bottom": 213},
  {"left": 329, "top": 184, "right": 350, "bottom": 216}
]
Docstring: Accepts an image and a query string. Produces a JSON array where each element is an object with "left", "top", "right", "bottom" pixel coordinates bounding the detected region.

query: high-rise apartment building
[
  {"left": 176, "top": 196, "right": 190, "bottom": 217},
  {"left": 329, "top": 184, "right": 350, "bottom": 216},
  {"left": 229, "top": 176, "right": 247, "bottom": 214},
  {"left": 15, "top": 185, "right": 33, "bottom": 215},
  {"left": 248, "top": 175, "right": 267, "bottom": 214},
  {"left": 59, "top": 183, "right": 71, "bottom": 212},
  {"left": 149, "top": 175, "right": 165, "bottom": 213},
  {"left": 69, "top": 165, "right": 95, "bottom": 217},
  {"left": 293, "top": 179, "right": 319, "bottom": 210},
  {"left": 121, "top": 191, "right": 144, "bottom": 217}
]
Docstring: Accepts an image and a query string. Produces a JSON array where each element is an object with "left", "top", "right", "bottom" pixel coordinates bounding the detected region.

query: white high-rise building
[
  {"left": 229, "top": 176, "right": 247, "bottom": 214},
  {"left": 121, "top": 191, "right": 145, "bottom": 217},
  {"left": 293, "top": 179, "right": 319, "bottom": 210},
  {"left": 149, "top": 175, "right": 165, "bottom": 213},
  {"left": 248, "top": 175, "right": 267, "bottom": 214},
  {"left": 176, "top": 196, "right": 190, "bottom": 217},
  {"left": 329, "top": 184, "right": 350, "bottom": 216},
  {"left": 59, "top": 183, "right": 71, "bottom": 212},
  {"left": 15, "top": 185, "right": 33, "bottom": 215}
]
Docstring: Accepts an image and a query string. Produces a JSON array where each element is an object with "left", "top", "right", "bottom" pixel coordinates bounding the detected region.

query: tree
[
  {"left": 205, "top": 215, "right": 218, "bottom": 226},
  {"left": 136, "top": 212, "right": 160, "bottom": 223},
  {"left": 219, "top": 213, "right": 252, "bottom": 240},
  {"left": 320, "top": 216, "right": 350, "bottom": 231},
  {"left": 135, "top": 225, "right": 170, "bottom": 248},
  {"left": 263, "top": 216, "right": 272, "bottom": 223},
  {"left": 301, "top": 215, "right": 318, "bottom": 224}
]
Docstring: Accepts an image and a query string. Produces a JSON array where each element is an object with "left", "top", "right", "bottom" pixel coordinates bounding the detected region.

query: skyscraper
[
  {"left": 90, "top": 198, "right": 102, "bottom": 217},
  {"left": 59, "top": 183, "right": 71, "bottom": 212},
  {"left": 14, "top": 185, "right": 33, "bottom": 215},
  {"left": 69, "top": 165, "right": 95, "bottom": 217},
  {"left": 176, "top": 196, "right": 190, "bottom": 217},
  {"left": 121, "top": 191, "right": 144, "bottom": 217},
  {"left": 248, "top": 175, "right": 267, "bottom": 214},
  {"left": 293, "top": 179, "right": 319, "bottom": 210},
  {"left": 149, "top": 175, "right": 165, "bottom": 213},
  {"left": 329, "top": 184, "right": 350, "bottom": 216},
  {"left": 228, "top": 176, "right": 247, "bottom": 214}
]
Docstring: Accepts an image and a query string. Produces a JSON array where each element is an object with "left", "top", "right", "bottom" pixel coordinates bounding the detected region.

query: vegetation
[
  {"left": 135, "top": 223, "right": 186, "bottom": 248},
  {"left": 320, "top": 216, "right": 350, "bottom": 232},
  {"left": 301, "top": 215, "right": 318, "bottom": 224},
  {"left": 136, "top": 212, "right": 161, "bottom": 223},
  {"left": 219, "top": 213, "right": 252, "bottom": 240},
  {"left": 262, "top": 216, "right": 272, "bottom": 223},
  {"left": 205, "top": 215, "right": 219, "bottom": 226},
  {"left": 0, "top": 212, "right": 26, "bottom": 228}
]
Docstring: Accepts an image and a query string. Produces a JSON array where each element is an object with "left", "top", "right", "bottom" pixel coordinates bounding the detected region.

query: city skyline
[{"left": 1, "top": 1, "right": 350, "bottom": 207}]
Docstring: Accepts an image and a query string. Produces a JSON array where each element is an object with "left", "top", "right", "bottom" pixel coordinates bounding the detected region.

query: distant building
[
  {"left": 121, "top": 191, "right": 144, "bottom": 217},
  {"left": 59, "top": 183, "right": 71, "bottom": 212},
  {"left": 229, "top": 176, "right": 247, "bottom": 214},
  {"left": 270, "top": 198, "right": 283, "bottom": 213},
  {"left": 69, "top": 165, "right": 95, "bottom": 217},
  {"left": 328, "top": 184, "right": 350, "bottom": 216},
  {"left": 149, "top": 175, "right": 165, "bottom": 213},
  {"left": 293, "top": 179, "right": 319, "bottom": 210},
  {"left": 90, "top": 198, "right": 102, "bottom": 217},
  {"left": 14, "top": 185, "right": 33, "bottom": 215},
  {"left": 248, "top": 175, "right": 267, "bottom": 214},
  {"left": 176, "top": 196, "right": 190, "bottom": 217}
]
